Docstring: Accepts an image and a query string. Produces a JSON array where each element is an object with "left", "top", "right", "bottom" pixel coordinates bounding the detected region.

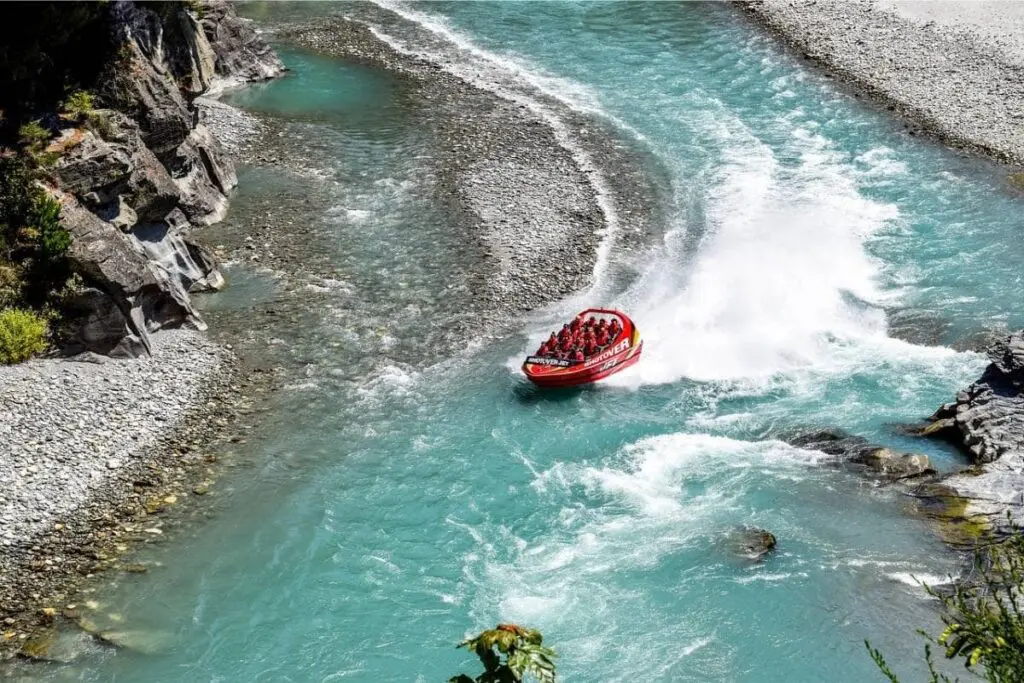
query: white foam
[
  {"left": 460, "top": 432, "right": 812, "bottom": 678},
  {"left": 887, "top": 572, "right": 952, "bottom": 590},
  {"left": 733, "top": 571, "right": 807, "bottom": 584},
  {"left": 599, "top": 110, "right": 917, "bottom": 387},
  {"left": 855, "top": 146, "right": 909, "bottom": 179}
]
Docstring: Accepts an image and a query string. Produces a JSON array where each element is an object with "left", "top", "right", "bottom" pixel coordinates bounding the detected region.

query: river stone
[
  {"left": 20, "top": 626, "right": 99, "bottom": 664},
  {"left": 726, "top": 526, "right": 777, "bottom": 561},
  {"left": 851, "top": 448, "right": 933, "bottom": 480},
  {"left": 94, "top": 629, "right": 174, "bottom": 655}
]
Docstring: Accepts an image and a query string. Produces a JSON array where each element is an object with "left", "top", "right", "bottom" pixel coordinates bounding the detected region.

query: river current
[{"left": 28, "top": 2, "right": 1024, "bottom": 681}]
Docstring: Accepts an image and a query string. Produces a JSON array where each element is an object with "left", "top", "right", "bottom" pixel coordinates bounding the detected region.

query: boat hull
[{"left": 522, "top": 309, "right": 642, "bottom": 388}]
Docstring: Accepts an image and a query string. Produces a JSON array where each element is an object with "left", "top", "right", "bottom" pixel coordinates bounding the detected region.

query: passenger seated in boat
[
  {"left": 573, "top": 349, "right": 584, "bottom": 362},
  {"left": 609, "top": 319, "right": 621, "bottom": 337},
  {"left": 537, "top": 342, "right": 552, "bottom": 357}
]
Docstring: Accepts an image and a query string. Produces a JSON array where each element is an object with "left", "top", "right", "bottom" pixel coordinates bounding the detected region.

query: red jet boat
[{"left": 522, "top": 308, "right": 643, "bottom": 388}]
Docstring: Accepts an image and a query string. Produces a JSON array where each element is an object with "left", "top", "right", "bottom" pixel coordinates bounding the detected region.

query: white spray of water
[{"left": 604, "top": 108, "right": 905, "bottom": 387}]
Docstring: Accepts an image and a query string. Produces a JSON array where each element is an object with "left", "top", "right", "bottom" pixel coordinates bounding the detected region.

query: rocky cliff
[
  {"left": 46, "top": 0, "right": 282, "bottom": 356},
  {"left": 918, "top": 331, "right": 1024, "bottom": 536}
]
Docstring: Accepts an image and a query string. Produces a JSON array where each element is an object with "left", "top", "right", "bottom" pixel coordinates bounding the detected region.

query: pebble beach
[{"left": 741, "top": 0, "right": 1024, "bottom": 164}]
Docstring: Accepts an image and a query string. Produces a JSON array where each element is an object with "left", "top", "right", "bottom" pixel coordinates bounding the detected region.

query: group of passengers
[{"left": 534, "top": 315, "right": 622, "bottom": 362}]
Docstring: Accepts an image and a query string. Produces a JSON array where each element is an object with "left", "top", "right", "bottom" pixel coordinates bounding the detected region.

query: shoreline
[
  {"left": 0, "top": 4, "right": 653, "bottom": 661},
  {"left": 738, "top": 0, "right": 1024, "bottom": 167},
  {"left": 0, "top": 331, "right": 275, "bottom": 659},
  {"left": 0, "top": 0, "right": 287, "bottom": 658}
]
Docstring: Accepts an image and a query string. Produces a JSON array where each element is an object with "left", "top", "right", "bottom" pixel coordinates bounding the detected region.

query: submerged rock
[
  {"left": 92, "top": 629, "right": 174, "bottom": 656},
  {"left": 725, "top": 526, "right": 777, "bottom": 562},
  {"left": 19, "top": 625, "right": 101, "bottom": 664}
]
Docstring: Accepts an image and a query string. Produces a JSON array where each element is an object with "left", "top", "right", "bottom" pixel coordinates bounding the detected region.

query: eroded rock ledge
[
  {"left": 914, "top": 331, "right": 1024, "bottom": 536},
  {"left": 47, "top": 0, "right": 283, "bottom": 357}
]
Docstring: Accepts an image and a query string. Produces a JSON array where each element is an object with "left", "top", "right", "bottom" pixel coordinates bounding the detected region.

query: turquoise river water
[{"left": 23, "top": 2, "right": 1024, "bottom": 682}]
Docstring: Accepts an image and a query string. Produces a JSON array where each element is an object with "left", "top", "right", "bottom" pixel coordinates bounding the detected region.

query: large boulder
[
  {"left": 922, "top": 331, "right": 1024, "bottom": 464},
  {"left": 57, "top": 192, "right": 197, "bottom": 357},
  {"left": 724, "top": 526, "right": 777, "bottom": 562},
  {"left": 788, "top": 429, "right": 935, "bottom": 481}
]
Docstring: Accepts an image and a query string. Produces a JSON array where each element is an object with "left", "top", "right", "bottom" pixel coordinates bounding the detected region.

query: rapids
[{"left": 22, "top": 2, "right": 1024, "bottom": 681}]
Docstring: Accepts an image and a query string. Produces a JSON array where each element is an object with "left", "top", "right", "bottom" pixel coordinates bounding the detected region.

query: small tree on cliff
[
  {"left": 450, "top": 624, "right": 557, "bottom": 683},
  {"left": 866, "top": 518, "right": 1024, "bottom": 682}
]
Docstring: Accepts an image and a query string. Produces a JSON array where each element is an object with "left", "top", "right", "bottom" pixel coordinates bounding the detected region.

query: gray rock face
[
  {"left": 52, "top": 113, "right": 179, "bottom": 224},
  {"left": 919, "top": 331, "right": 1024, "bottom": 531},
  {"left": 197, "top": 0, "right": 285, "bottom": 83},
  {"left": 58, "top": 193, "right": 194, "bottom": 357},
  {"left": 47, "top": 0, "right": 280, "bottom": 357},
  {"left": 928, "top": 331, "right": 1024, "bottom": 464}
]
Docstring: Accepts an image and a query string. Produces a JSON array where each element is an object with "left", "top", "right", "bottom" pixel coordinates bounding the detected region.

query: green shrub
[
  {"left": 29, "top": 194, "right": 69, "bottom": 259},
  {"left": 85, "top": 109, "right": 115, "bottom": 140},
  {"left": 17, "top": 119, "right": 50, "bottom": 154},
  {"left": 0, "top": 308, "right": 48, "bottom": 363},
  {"left": 0, "top": 155, "right": 37, "bottom": 254},
  {"left": 61, "top": 90, "right": 94, "bottom": 119},
  {"left": 450, "top": 624, "right": 557, "bottom": 683},
  {"left": 867, "top": 517, "right": 1024, "bottom": 682},
  {"left": 0, "top": 261, "right": 22, "bottom": 307}
]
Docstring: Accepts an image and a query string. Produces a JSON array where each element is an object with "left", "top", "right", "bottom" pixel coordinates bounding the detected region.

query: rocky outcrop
[
  {"left": 924, "top": 332, "right": 1024, "bottom": 464},
  {"left": 788, "top": 429, "right": 935, "bottom": 481},
  {"left": 915, "top": 331, "right": 1024, "bottom": 534},
  {"left": 48, "top": 1, "right": 282, "bottom": 356},
  {"left": 198, "top": 0, "right": 285, "bottom": 83}
]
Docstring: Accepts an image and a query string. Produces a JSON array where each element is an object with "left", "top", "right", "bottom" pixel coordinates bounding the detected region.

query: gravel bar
[
  {"left": 739, "top": 0, "right": 1024, "bottom": 164},
  {"left": 0, "top": 330, "right": 241, "bottom": 654},
  {"left": 0, "top": 331, "right": 224, "bottom": 554}
]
